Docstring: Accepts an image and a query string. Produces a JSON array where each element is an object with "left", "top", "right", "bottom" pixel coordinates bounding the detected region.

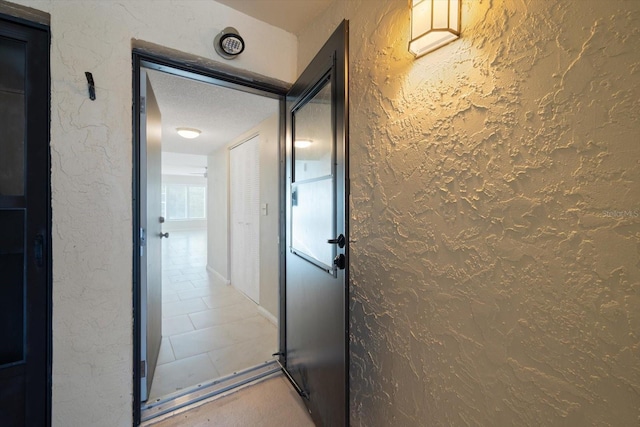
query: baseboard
[
  {"left": 206, "top": 265, "right": 230, "bottom": 286},
  {"left": 258, "top": 306, "right": 278, "bottom": 326}
]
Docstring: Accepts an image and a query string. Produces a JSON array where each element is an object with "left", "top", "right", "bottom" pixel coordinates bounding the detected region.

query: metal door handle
[
  {"left": 327, "top": 234, "right": 346, "bottom": 248},
  {"left": 34, "top": 234, "right": 44, "bottom": 268},
  {"left": 160, "top": 232, "right": 169, "bottom": 238}
]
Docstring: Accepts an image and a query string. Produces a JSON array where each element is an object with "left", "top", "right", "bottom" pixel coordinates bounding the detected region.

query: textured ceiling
[
  {"left": 215, "top": 0, "right": 333, "bottom": 34},
  {"left": 146, "top": 68, "right": 278, "bottom": 165}
]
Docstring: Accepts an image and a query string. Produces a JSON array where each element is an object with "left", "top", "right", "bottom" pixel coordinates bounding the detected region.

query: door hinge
[
  {"left": 140, "top": 96, "right": 146, "bottom": 114},
  {"left": 140, "top": 360, "right": 146, "bottom": 378}
]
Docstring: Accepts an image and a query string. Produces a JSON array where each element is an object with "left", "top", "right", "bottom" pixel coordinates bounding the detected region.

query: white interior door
[
  {"left": 230, "top": 136, "right": 260, "bottom": 303},
  {"left": 140, "top": 70, "right": 163, "bottom": 402}
]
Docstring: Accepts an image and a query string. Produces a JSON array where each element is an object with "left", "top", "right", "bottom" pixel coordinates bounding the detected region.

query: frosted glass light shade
[
  {"left": 176, "top": 127, "right": 201, "bottom": 139},
  {"left": 294, "top": 139, "right": 313, "bottom": 148},
  {"left": 409, "top": 0, "right": 461, "bottom": 57}
]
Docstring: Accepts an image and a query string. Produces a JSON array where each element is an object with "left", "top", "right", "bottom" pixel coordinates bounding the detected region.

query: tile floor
[{"left": 148, "top": 230, "right": 278, "bottom": 401}]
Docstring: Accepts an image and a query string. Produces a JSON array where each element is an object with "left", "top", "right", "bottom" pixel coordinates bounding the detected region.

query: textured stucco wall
[
  {"left": 5, "top": 1, "right": 296, "bottom": 425},
  {"left": 298, "top": 0, "right": 640, "bottom": 425}
]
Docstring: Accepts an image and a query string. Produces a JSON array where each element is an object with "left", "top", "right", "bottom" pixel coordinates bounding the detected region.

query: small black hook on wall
[{"left": 85, "top": 72, "right": 96, "bottom": 100}]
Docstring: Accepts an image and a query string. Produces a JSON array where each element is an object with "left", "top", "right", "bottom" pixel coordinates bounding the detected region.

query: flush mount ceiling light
[
  {"left": 294, "top": 139, "right": 313, "bottom": 148},
  {"left": 214, "top": 27, "right": 245, "bottom": 60},
  {"left": 409, "top": 0, "right": 461, "bottom": 57},
  {"left": 176, "top": 127, "right": 201, "bottom": 139}
]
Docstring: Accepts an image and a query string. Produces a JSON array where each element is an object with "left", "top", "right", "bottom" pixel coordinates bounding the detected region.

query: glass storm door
[
  {"left": 0, "top": 15, "right": 51, "bottom": 427},
  {"left": 283, "top": 21, "right": 349, "bottom": 427}
]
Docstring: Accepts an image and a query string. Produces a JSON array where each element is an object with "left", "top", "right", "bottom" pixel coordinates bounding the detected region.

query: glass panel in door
[
  {"left": 0, "top": 36, "right": 26, "bottom": 196},
  {"left": 0, "top": 210, "right": 25, "bottom": 365},
  {"left": 291, "top": 78, "right": 334, "bottom": 269}
]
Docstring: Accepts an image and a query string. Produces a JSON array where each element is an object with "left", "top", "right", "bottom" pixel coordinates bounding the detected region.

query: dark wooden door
[
  {"left": 0, "top": 14, "right": 51, "bottom": 427},
  {"left": 283, "top": 21, "right": 349, "bottom": 426}
]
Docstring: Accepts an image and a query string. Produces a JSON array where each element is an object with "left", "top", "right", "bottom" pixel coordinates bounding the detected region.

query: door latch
[
  {"left": 140, "top": 228, "right": 146, "bottom": 256},
  {"left": 34, "top": 234, "right": 44, "bottom": 268},
  {"left": 327, "top": 234, "right": 346, "bottom": 248},
  {"left": 333, "top": 253, "right": 346, "bottom": 270}
]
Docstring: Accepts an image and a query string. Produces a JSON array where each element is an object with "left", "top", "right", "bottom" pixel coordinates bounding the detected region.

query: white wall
[
  {"left": 299, "top": 0, "right": 640, "bottom": 425},
  {"left": 207, "top": 147, "right": 229, "bottom": 283},
  {"left": 207, "top": 114, "right": 280, "bottom": 318},
  {"left": 257, "top": 114, "right": 281, "bottom": 319},
  {"left": 2, "top": 1, "right": 296, "bottom": 425},
  {"left": 161, "top": 174, "right": 207, "bottom": 232}
]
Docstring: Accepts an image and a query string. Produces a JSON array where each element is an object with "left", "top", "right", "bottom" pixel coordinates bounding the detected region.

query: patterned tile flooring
[{"left": 147, "top": 230, "right": 277, "bottom": 401}]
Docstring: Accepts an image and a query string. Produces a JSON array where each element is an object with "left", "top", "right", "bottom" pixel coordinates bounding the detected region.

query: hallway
[{"left": 149, "top": 230, "right": 277, "bottom": 400}]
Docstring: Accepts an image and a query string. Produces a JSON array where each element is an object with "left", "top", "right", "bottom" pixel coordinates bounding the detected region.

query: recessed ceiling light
[
  {"left": 294, "top": 139, "right": 313, "bottom": 148},
  {"left": 177, "top": 128, "right": 201, "bottom": 139}
]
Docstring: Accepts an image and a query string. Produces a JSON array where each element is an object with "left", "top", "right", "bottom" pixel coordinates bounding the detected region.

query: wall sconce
[{"left": 409, "top": 0, "right": 461, "bottom": 57}]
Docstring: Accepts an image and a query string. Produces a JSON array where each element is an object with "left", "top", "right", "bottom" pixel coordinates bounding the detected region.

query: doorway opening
[
  {"left": 134, "top": 20, "right": 349, "bottom": 427},
  {"left": 133, "top": 52, "right": 287, "bottom": 424}
]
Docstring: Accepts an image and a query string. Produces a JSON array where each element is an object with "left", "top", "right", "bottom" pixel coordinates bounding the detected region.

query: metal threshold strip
[{"left": 141, "top": 360, "right": 280, "bottom": 423}]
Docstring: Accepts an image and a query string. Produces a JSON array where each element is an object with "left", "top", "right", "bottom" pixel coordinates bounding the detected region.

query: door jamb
[{"left": 132, "top": 50, "right": 289, "bottom": 426}]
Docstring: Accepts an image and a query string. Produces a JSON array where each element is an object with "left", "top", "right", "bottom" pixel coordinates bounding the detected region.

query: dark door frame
[
  {"left": 0, "top": 11, "right": 52, "bottom": 426},
  {"left": 131, "top": 50, "right": 289, "bottom": 426}
]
